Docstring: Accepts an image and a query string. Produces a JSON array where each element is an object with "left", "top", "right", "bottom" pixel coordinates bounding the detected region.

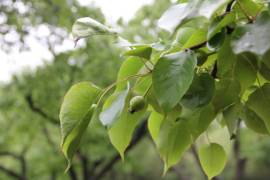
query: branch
[
  {"left": 25, "top": 94, "right": 59, "bottom": 125},
  {"left": 233, "top": 120, "right": 247, "bottom": 180},
  {"left": 92, "top": 120, "right": 147, "bottom": 180},
  {"left": 0, "top": 165, "right": 22, "bottom": 179}
]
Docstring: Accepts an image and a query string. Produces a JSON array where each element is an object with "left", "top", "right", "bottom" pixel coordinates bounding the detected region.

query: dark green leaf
[
  {"left": 181, "top": 73, "right": 215, "bottom": 109},
  {"left": 241, "top": 106, "right": 269, "bottom": 134},
  {"left": 212, "top": 78, "right": 241, "bottom": 112},
  {"left": 247, "top": 83, "right": 270, "bottom": 132}
]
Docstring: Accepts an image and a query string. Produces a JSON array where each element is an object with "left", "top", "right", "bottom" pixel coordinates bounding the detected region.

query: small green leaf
[
  {"left": 153, "top": 51, "right": 197, "bottom": 112},
  {"left": 241, "top": 106, "right": 269, "bottom": 134},
  {"left": 247, "top": 83, "right": 270, "bottom": 132},
  {"left": 123, "top": 46, "right": 152, "bottom": 60},
  {"left": 157, "top": 119, "right": 192, "bottom": 173},
  {"left": 182, "top": 29, "right": 207, "bottom": 49},
  {"left": 207, "top": 12, "right": 235, "bottom": 40},
  {"left": 173, "top": 27, "right": 196, "bottom": 46},
  {"left": 59, "top": 82, "right": 101, "bottom": 170},
  {"left": 231, "top": 12, "right": 270, "bottom": 56},
  {"left": 199, "top": 143, "right": 227, "bottom": 179},
  {"left": 99, "top": 85, "right": 130, "bottom": 126},
  {"left": 115, "top": 57, "right": 144, "bottom": 92},
  {"left": 181, "top": 73, "right": 215, "bottom": 109},
  {"left": 158, "top": 0, "right": 230, "bottom": 33},
  {"left": 72, "top": 17, "right": 117, "bottom": 40},
  {"left": 108, "top": 105, "right": 147, "bottom": 159}
]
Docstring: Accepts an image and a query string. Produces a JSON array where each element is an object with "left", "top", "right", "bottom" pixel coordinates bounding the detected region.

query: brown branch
[
  {"left": 233, "top": 120, "right": 247, "bottom": 180},
  {"left": 25, "top": 94, "right": 59, "bottom": 125},
  {"left": 68, "top": 166, "right": 78, "bottom": 180},
  {"left": 92, "top": 120, "right": 147, "bottom": 180}
]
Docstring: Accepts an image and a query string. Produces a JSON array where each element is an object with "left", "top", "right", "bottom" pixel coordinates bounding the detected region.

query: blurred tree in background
[{"left": 1, "top": 0, "right": 270, "bottom": 180}]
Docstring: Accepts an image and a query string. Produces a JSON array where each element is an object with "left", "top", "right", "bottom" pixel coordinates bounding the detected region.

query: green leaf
[
  {"left": 153, "top": 51, "right": 197, "bottom": 112},
  {"left": 222, "top": 102, "right": 242, "bottom": 137},
  {"left": 156, "top": 119, "right": 192, "bottom": 173},
  {"left": 241, "top": 106, "right": 269, "bottom": 134},
  {"left": 208, "top": 12, "right": 235, "bottom": 40},
  {"left": 182, "top": 29, "right": 207, "bottom": 49},
  {"left": 212, "top": 78, "right": 241, "bottom": 112},
  {"left": 148, "top": 111, "right": 164, "bottom": 142},
  {"left": 72, "top": 17, "right": 117, "bottom": 40},
  {"left": 99, "top": 85, "right": 130, "bottom": 126},
  {"left": 108, "top": 105, "right": 147, "bottom": 159},
  {"left": 231, "top": 12, "right": 270, "bottom": 56},
  {"left": 123, "top": 46, "right": 152, "bottom": 60},
  {"left": 259, "top": 62, "right": 270, "bottom": 81},
  {"left": 234, "top": 53, "right": 257, "bottom": 93},
  {"left": 115, "top": 57, "right": 144, "bottom": 92},
  {"left": 173, "top": 27, "right": 196, "bottom": 46},
  {"left": 247, "top": 83, "right": 270, "bottom": 132},
  {"left": 158, "top": 0, "right": 230, "bottom": 33},
  {"left": 182, "top": 104, "right": 216, "bottom": 139},
  {"left": 207, "top": 28, "right": 226, "bottom": 51},
  {"left": 181, "top": 73, "right": 215, "bottom": 109},
  {"left": 199, "top": 143, "right": 227, "bottom": 179},
  {"left": 59, "top": 82, "right": 101, "bottom": 169},
  {"left": 217, "top": 37, "right": 237, "bottom": 78}
]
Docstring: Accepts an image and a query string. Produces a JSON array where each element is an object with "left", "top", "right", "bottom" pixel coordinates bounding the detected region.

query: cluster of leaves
[{"left": 60, "top": 0, "right": 270, "bottom": 179}]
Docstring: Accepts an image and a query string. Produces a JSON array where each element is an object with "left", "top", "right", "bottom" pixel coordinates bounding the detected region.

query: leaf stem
[{"left": 97, "top": 73, "right": 151, "bottom": 106}]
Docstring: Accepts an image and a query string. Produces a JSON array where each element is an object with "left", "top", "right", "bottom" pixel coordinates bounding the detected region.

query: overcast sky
[{"left": 0, "top": 0, "right": 153, "bottom": 83}]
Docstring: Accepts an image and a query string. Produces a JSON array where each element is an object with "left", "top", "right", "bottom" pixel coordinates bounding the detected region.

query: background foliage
[{"left": 1, "top": 0, "right": 270, "bottom": 180}]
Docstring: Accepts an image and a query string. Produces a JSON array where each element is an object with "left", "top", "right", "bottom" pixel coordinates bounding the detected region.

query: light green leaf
[
  {"left": 99, "top": 85, "right": 130, "bottom": 126},
  {"left": 72, "top": 17, "right": 117, "bottom": 40},
  {"left": 108, "top": 105, "right": 147, "bottom": 159},
  {"left": 247, "top": 83, "right": 270, "bottom": 132},
  {"left": 241, "top": 106, "right": 269, "bottom": 135},
  {"left": 158, "top": 0, "right": 230, "bottom": 33},
  {"left": 153, "top": 51, "right": 197, "bottom": 112},
  {"left": 199, "top": 143, "right": 227, "bottom": 179},
  {"left": 148, "top": 111, "right": 164, "bottom": 141},
  {"left": 157, "top": 119, "right": 192, "bottom": 173},
  {"left": 231, "top": 12, "right": 270, "bottom": 55},
  {"left": 115, "top": 57, "right": 144, "bottom": 92},
  {"left": 207, "top": 12, "right": 235, "bottom": 40},
  {"left": 182, "top": 29, "right": 207, "bottom": 49},
  {"left": 181, "top": 73, "right": 215, "bottom": 109},
  {"left": 59, "top": 82, "right": 101, "bottom": 169},
  {"left": 173, "top": 27, "right": 196, "bottom": 46},
  {"left": 123, "top": 46, "right": 152, "bottom": 60}
]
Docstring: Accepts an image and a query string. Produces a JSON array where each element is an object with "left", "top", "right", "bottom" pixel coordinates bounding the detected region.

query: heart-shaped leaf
[{"left": 59, "top": 82, "right": 101, "bottom": 170}]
